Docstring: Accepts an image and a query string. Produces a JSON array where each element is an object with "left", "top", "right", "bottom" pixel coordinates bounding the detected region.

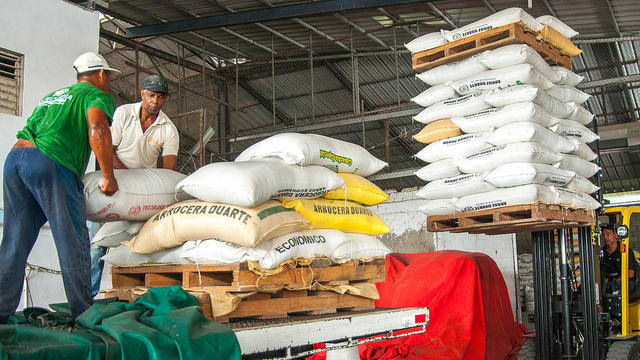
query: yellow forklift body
[{"left": 605, "top": 205, "right": 640, "bottom": 336}]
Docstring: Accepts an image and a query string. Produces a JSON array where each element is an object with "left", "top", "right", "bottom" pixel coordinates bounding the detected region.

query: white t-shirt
[{"left": 111, "top": 102, "right": 180, "bottom": 169}]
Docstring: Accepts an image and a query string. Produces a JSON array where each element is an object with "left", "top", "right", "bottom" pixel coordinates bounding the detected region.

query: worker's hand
[{"left": 99, "top": 175, "right": 119, "bottom": 196}]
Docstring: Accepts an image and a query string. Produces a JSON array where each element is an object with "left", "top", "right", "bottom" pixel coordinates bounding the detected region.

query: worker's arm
[
  {"left": 111, "top": 145, "right": 128, "bottom": 169},
  {"left": 88, "top": 107, "right": 118, "bottom": 195},
  {"left": 161, "top": 126, "right": 180, "bottom": 171},
  {"left": 162, "top": 154, "right": 177, "bottom": 171}
]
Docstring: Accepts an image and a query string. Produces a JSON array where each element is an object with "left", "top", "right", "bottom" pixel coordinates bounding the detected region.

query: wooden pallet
[
  {"left": 104, "top": 286, "right": 375, "bottom": 323},
  {"left": 426, "top": 203, "right": 595, "bottom": 235},
  {"left": 412, "top": 22, "right": 573, "bottom": 73},
  {"left": 213, "top": 288, "right": 375, "bottom": 323},
  {"left": 105, "top": 258, "right": 383, "bottom": 323},
  {"left": 110, "top": 257, "right": 386, "bottom": 292}
]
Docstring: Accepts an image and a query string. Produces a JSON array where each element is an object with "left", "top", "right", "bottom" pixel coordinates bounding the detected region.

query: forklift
[{"left": 520, "top": 205, "right": 640, "bottom": 359}]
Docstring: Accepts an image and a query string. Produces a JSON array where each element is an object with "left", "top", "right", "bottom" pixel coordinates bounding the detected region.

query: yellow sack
[
  {"left": 537, "top": 25, "right": 582, "bottom": 57},
  {"left": 281, "top": 198, "right": 391, "bottom": 235},
  {"left": 322, "top": 173, "right": 390, "bottom": 206},
  {"left": 124, "top": 199, "right": 310, "bottom": 254},
  {"left": 413, "top": 119, "right": 462, "bottom": 144}
]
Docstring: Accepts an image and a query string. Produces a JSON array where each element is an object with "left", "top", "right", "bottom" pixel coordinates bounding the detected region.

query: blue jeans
[
  {"left": 609, "top": 279, "right": 637, "bottom": 293},
  {"left": 89, "top": 220, "right": 106, "bottom": 297},
  {"left": 0, "top": 147, "right": 92, "bottom": 322}
]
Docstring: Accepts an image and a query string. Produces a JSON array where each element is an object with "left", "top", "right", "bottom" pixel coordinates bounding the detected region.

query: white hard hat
[{"left": 72, "top": 52, "right": 121, "bottom": 74}]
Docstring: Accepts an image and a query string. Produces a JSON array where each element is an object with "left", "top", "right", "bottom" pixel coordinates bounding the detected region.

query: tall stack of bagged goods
[
  {"left": 405, "top": 7, "right": 600, "bottom": 216},
  {"left": 92, "top": 132, "right": 391, "bottom": 275}
]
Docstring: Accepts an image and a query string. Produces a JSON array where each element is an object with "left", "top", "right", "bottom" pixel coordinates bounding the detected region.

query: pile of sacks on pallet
[
  {"left": 405, "top": 7, "right": 580, "bottom": 56},
  {"left": 85, "top": 133, "right": 392, "bottom": 274},
  {"left": 518, "top": 253, "right": 535, "bottom": 312},
  {"left": 404, "top": 7, "right": 601, "bottom": 215}
]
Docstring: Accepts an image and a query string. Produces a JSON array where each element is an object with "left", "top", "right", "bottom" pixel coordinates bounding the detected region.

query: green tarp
[{"left": 0, "top": 286, "right": 241, "bottom": 360}]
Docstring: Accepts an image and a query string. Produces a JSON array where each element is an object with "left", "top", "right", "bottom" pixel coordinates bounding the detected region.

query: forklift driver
[{"left": 600, "top": 223, "right": 639, "bottom": 294}]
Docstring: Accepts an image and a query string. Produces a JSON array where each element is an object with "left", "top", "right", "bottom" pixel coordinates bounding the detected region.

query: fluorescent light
[{"left": 189, "top": 127, "right": 215, "bottom": 155}]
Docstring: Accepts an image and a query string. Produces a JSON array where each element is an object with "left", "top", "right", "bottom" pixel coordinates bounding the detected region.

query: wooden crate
[
  {"left": 412, "top": 22, "right": 572, "bottom": 73},
  {"left": 110, "top": 257, "right": 386, "bottom": 292},
  {"left": 426, "top": 203, "right": 596, "bottom": 235}
]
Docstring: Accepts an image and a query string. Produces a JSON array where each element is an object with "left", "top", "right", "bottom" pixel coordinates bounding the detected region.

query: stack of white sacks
[
  {"left": 88, "top": 133, "right": 392, "bottom": 272},
  {"left": 405, "top": 9, "right": 601, "bottom": 215},
  {"left": 518, "top": 253, "right": 535, "bottom": 312}
]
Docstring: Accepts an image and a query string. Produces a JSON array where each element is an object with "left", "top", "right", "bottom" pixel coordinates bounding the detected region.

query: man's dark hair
[
  {"left": 77, "top": 70, "right": 99, "bottom": 80},
  {"left": 601, "top": 223, "right": 615, "bottom": 232}
]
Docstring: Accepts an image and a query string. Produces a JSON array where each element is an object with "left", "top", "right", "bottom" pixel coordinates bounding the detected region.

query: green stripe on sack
[{"left": 257, "top": 204, "right": 294, "bottom": 220}]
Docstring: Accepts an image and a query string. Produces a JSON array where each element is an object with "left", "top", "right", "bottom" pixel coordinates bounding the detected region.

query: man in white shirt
[
  {"left": 91, "top": 74, "right": 180, "bottom": 297},
  {"left": 111, "top": 74, "right": 179, "bottom": 170}
]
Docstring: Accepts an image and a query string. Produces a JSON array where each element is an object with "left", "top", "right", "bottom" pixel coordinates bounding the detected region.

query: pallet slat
[
  {"left": 214, "top": 290, "right": 374, "bottom": 323},
  {"left": 426, "top": 203, "right": 595, "bottom": 234},
  {"left": 412, "top": 22, "right": 573, "bottom": 73},
  {"left": 111, "top": 258, "right": 385, "bottom": 292}
]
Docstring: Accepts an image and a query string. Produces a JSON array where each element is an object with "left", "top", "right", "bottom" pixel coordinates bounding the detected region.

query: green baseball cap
[{"left": 142, "top": 75, "right": 169, "bottom": 94}]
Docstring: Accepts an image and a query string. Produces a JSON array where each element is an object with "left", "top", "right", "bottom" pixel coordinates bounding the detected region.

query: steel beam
[
  {"left": 578, "top": 74, "right": 640, "bottom": 90},
  {"left": 126, "top": 0, "right": 433, "bottom": 38},
  {"left": 540, "top": 0, "right": 558, "bottom": 17},
  {"left": 333, "top": 13, "right": 392, "bottom": 50},
  {"left": 377, "top": 8, "right": 417, "bottom": 37},
  {"left": 100, "top": 29, "right": 225, "bottom": 80},
  {"left": 604, "top": 0, "right": 621, "bottom": 36},
  {"left": 427, "top": 2, "right": 458, "bottom": 29},
  {"left": 229, "top": 106, "right": 420, "bottom": 142},
  {"left": 480, "top": 0, "right": 497, "bottom": 13}
]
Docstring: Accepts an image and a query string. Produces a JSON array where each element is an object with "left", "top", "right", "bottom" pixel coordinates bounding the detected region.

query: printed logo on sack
[
  {"left": 459, "top": 85, "right": 469, "bottom": 93},
  {"left": 106, "top": 213, "right": 120, "bottom": 220},
  {"left": 463, "top": 206, "right": 475, "bottom": 212},
  {"left": 129, "top": 206, "right": 141, "bottom": 216},
  {"left": 319, "top": 150, "right": 353, "bottom": 166},
  {"left": 95, "top": 203, "right": 114, "bottom": 216},
  {"left": 453, "top": 34, "right": 462, "bottom": 41}
]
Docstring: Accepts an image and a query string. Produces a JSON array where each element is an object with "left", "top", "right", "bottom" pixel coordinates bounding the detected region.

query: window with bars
[{"left": 0, "top": 48, "right": 23, "bottom": 116}]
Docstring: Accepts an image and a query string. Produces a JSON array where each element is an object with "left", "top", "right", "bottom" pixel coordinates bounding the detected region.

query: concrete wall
[
  {"left": 0, "top": 0, "right": 102, "bottom": 311},
  {"left": 0, "top": 0, "right": 101, "bottom": 201},
  {"left": 371, "top": 188, "right": 520, "bottom": 320}
]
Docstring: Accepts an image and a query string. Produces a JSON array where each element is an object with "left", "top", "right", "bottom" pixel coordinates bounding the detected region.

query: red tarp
[
  {"left": 309, "top": 251, "right": 528, "bottom": 360},
  {"left": 360, "top": 251, "right": 527, "bottom": 360}
]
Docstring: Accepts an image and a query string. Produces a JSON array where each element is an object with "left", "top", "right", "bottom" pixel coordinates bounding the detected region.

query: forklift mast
[
  {"left": 531, "top": 226, "right": 603, "bottom": 360},
  {"left": 531, "top": 206, "right": 640, "bottom": 360}
]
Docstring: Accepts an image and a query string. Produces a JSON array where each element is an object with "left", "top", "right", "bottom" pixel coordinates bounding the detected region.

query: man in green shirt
[{"left": 0, "top": 52, "right": 120, "bottom": 323}]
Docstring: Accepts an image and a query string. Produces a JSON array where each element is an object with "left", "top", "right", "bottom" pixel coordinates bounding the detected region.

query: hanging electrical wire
[{"left": 365, "top": 126, "right": 410, "bottom": 151}]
